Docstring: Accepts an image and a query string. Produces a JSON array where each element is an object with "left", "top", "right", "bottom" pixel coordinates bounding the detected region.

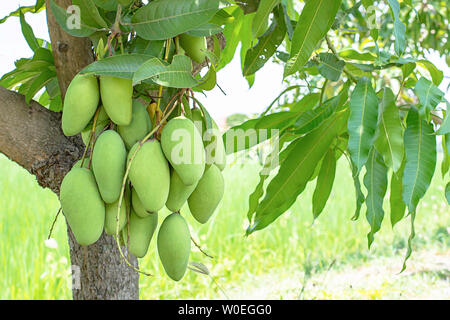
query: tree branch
[{"left": 0, "top": 86, "right": 83, "bottom": 193}]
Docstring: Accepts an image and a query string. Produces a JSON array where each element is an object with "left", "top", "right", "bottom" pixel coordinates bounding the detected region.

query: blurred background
[{"left": 0, "top": 1, "right": 449, "bottom": 299}]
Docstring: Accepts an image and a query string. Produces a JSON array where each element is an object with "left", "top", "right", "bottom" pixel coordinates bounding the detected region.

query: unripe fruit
[
  {"left": 62, "top": 74, "right": 99, "bottom": 136},
  {"left": 104, "top": 198, "right": 127, "bottom": 236},
  {"left": 179, "top": 34, "right": 207, "bottom": 64},
  {"left": 166, "top": 170, "right": 197, "bottom": 212},
  {"left": 161, "top": 117, "right": 205, "bottom": 186},
  {"left": 128, "top": 140, "right": 170, "bottom": 212},
  {"left": 100, "top": 76, "right": 133, "bottom": 126},
  {"left": 157, "top": 213, "right": 190, "bottom": 281},
  {"left": 122, "top": 210, "right": 158, "bottom": 258},
  {"left": 73, "top": 159, "right": 89, "bottom": 169},
  {"left": 191, "top": 109, "right": 226, "bottom": 171},
  {"left": 60, "top": 168, "right": 105, "bottom": 246},
  {"left": 131, "top": 188, "right": 151, "bottom": 218},
  {"left": 92, "top": 130, "right": 127, "bottom": 203},
  {"left": 188, "top": 164, "right": 224, "bottom": 224},
  {"left": 81, "top": 106, "right": 109, "bottom": 146},
  {"left": 118, "top": 100, "right": 152, "bottom": 149}
]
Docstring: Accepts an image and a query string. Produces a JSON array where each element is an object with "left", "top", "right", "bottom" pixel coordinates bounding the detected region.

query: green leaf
[
  {"left": 186, "top": 23, "right": 223, "bottom": 37},
  {"left": 255, "top": 111, "right": 299, "bottom": 130},
  {"left": 414, "top": 77, "right": 444, "bottom": 119},
  {"left": 243, "top": 9, "right": 286, "bottom": 76},
  {"left": 402, "top": 109, "right": 437, "bottom": 213},
  {"left": 386, "top": 0, "right": 406, "bottom": 56},
  {"left": 401, "top": 211, "right": 415, "bottom": 272},
  {"left": 247, "top": 133, "right": 293, "bottom": 221},
  {"left": 252, "top": 0, "right": 281, "bottom": 38},
  {"left": 133, "top": 55, "right": 198, "bottom": 88},
  {"left": 350, "top": 161, "right": 365, "bottom": 221},
  {"left": 437, "top": 109, "right": 450, "bottom": 135},
  {"left": 293, "top": 91, "right": 347, "bottom": 135},
  {"left": 24, "top": 70, "right": 55, "bottom": 103},
  {"left": 442, "top": 135, "right": 450, "bottom": 178},
  {"left": 284, "top": 0, "right": 342, "bottom": 76},
  {"left": 312, "top": 149, "right": 336, "bottom": 219},
  {"left": 218, "top": 7, "right": 244, "bottom": 70},
  {"left": 338, "top": 49, "right": 376, "bottom": 62},
  {"left": 81, "top": 54, "right": 154, "bottom": 79},
  {"left": 317, "top": 53, "right": 345, "bottom": 81},
  {"left": 19, "top": 11, "right": 39, "bottom": 51},
  {"left": 364, "top": 148, "right": 388, "bottom": 248},
  {"left": 131, "top": 0, "right": 220, "bottom": 40},
  {"left": 290, "top": 92, "right": 321, "bottom": 113},
  {"left": 49, "top": 0, "right": 100, "bottom": 37},
  {"left": 417, "top": 60, "right": 443, "bottom": 86},
  {"left": 0, "top": 5, "right": 45, "bottom": 24},
  {"left": 446, "top": 182, "right": 450, "bottom": 205},
  {"left": 347, "top": 77, "right": 379, "bottom": 173},
  {"left": 374, "top": 88, "right": 404, "bottom": 172},
  {"left": 248, "top": 109, "right": 349, "bottom": 234},
  {"left": 72, "top": 0, "right": 108, "bottom": 29},
  {"left": 390, "top": 159, "right": 406, "bottom": 227}
]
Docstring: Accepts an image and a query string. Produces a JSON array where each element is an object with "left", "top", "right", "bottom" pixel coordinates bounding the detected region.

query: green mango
[
  {"left": 81, "top": 105, "right": 109, "bottom": 146},
  {"left": 191, "top": 109, "right": 226, "bottom": 171},
  {"left": 118, "top": 100, "right": 152, "bottom": 149},
  {"left": 161, "top": 117, "right": 205, "bottom": 186},
  {"left": 60, "top": 168, "right": 105, "bottom": 246},
  {"left": 179, "top": 34, "right": 207, "bottom": 64},
  {"left": 122, "top": 210, "right": 158, "bottom": 258},
  {"left": 128, "top": 140, "right": 170, "bottom": 212},
  {"left": 92, "top": 130, "right": 127, "bottom": 203},
  {"left": 157, "top": 213, "right": 190, "bottom": 281},
  {"left": 100, "top": 76, "right": 133, "bottom": 126},
  {"left": 188, "top": 164, "right": 224, "bottom": 224},
  {"left": 62, "top": 74, "right": 99, "bottom": 136},
  {"left": 104, "top": 198, "right": 127, "bottom": 236},
  {"left": 73, "top": 159, "right": 89, "bottom": 169},
  {"left": 166, "top": 170, "right": 197, "bottom": 212},
  {"left": 131, "top": 187, "right": 151, "bottom": 218}
]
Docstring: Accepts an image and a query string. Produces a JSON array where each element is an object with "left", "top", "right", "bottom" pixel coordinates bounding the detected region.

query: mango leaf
[
  {"left": 417, "top": 60, "right": 443, "bottom": 86},
  {"left": 223, "top": 113, "right": 292, "bottom": 154},
  {"left": 401, "top": 211, "right": 416, "bottom": 272},
  {"left": 386, "top": 0, "right": 406, "bottom": 56},
  {"left": 247, "top": 133, "right": 293, "bottom": 221},
  {"left": 446, "top": 182, "right": 450, "bottom": 205},
  {"left": 364, "top": 148, "right": 388, "bottom": 248},
  {"left": 290, "top": 92, "right": 321, "bottom": 113},
  {"left": 19, "top": 11, "right": 39, "bottom": 51},
  {"left": 248, "top": 109, "right": 349, "bottom": 234},
  {"left": 347, "top": 77, "right": 379, "bottom": 173},
  {"left": 72, "top": 0, "right": 108, "bottom": 29},
  {"left": 133, "top": 55, "right": 198, "bottom": 88},
  {"left": 442, "top": 135, "right": 449, "bottom": 178},
  {"left": 24, "top": 70, "right": 55, "bottom": 103},
  {"left": 374, "top": 88, "right": 404, "bottom": 172},
  {"left": 0, "top": 4, "right": 45, "bottom": 24},
  {"left": 131, "top": 0, "right": 220, "bottom": 40},
  {"left": 284, "top": 0, "right": 342, "bottom": 76},
  {"left": 402, "top": 109, "right": 436, "bottom": 213},
  {"left": 338, "top": 49, "right": 376, "bottom": 62},
  {"left": 81, "top": 54, "right": 154, "bottom": 79},
  {"left": 252, "top": 0, "right": 281, "bottom": 38},
  {"left": 186, "top": 23, "right": 223, "bottom": 37},
  {"left": 312, "top": 149, "right": 336, "bottom": 219},
  {"left": 243, "top": 8, "right": 286, "bottom": 76},
  {"left": 437, "top": 109, "right": 450, "bottom": 135},
  {"left": 317, "top": 53, "right": 346, "bottom": 81},
  {"left": 293, "top": 92, "right": 347, "bottom": 135},
  {"left": 218, "top": 7, "right": 244, "bottom": 70},
  {"left": 414, "top": 77, "right": 444, "bottom": 119},
  {"left": 350, "top": 161, "right": 365, "bottom": 221},
  {"left": 49, "top": 0, "right": 100, "bottom": 37},
  {"left": 390, "top": 160, "right": 406, "bottom": 227}
]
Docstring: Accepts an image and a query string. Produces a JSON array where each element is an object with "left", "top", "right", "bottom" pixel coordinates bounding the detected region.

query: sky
[{"left": 0, "top": 1, "right": 448, "bottom": 126}]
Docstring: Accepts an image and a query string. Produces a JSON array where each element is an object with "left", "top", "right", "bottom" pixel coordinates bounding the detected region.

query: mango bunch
[{"left": 59, "top": 74, "right": 225, "bottom": 281}]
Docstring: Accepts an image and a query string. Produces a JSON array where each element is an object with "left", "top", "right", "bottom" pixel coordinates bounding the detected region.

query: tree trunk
[{"left": 0, "top": 0, "right": 140, "bottom": 300}]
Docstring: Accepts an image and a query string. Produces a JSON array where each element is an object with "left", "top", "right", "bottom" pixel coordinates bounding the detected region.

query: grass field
[{"left": 0, "top": 153, "right": 448, "bottom": 299}]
